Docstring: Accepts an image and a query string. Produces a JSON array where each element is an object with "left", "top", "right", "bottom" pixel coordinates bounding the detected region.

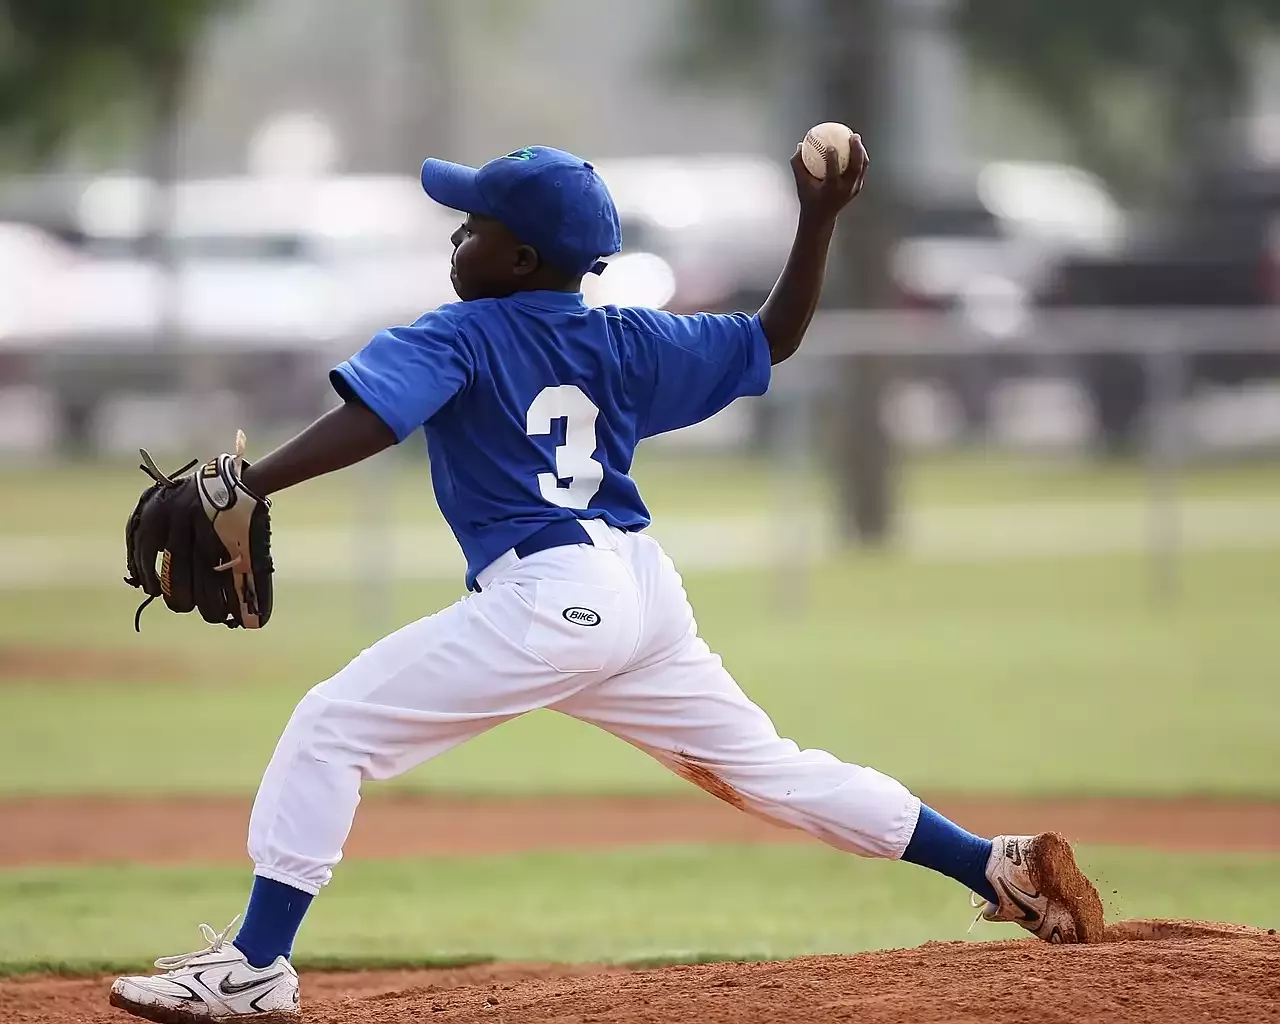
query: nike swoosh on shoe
[
  {"left": 998, "top": 877, "right": 1042, "bottom": 924},
  {"left": 217, "top": 972, "right": 286, "bottom": 998}
]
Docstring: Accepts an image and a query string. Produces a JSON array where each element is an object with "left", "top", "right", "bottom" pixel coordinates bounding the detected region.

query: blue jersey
[{"left": 331, "top": 290, "right": 771, "bottom": 588}]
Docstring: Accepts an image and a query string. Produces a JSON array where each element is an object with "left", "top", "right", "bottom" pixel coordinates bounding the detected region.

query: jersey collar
[{"left": 510, "top": 290, "right": 588, "bottom": 312}]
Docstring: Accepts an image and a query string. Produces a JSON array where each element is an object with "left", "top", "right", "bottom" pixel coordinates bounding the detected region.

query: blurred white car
[
  {"left": 37, "top": 173, "right": 458, "bottom": 348},
  {"left": 6, "top": 161, "right": 798, "bottom": 347},
  {"left": 0, "top": 221, "right": 79, "bottom": 344}
]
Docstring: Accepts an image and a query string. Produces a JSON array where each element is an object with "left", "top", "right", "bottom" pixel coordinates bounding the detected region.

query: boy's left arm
[
  {"left": 246, "top": 309, "right": 473, "bottom": 495},
  {"left": 122, "top": 399, "right": 393, "bottom": 634},
  {"left": 123, "top": 314, "right": 468, "bottom": 632},
  {"left": 240, "top": 398, "right": 394, "bottom": 497}
]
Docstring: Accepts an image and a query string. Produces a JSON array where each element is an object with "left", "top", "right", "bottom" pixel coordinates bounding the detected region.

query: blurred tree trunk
[
  {"left": 415, "top": 0, "right": 456, "bottom": 160},
  {"left": 62, "top": 49, "right": 190, "bottom": 457},
  {"left": 140, "top": 50, "right": 187, "bottom": 346},
  {"left": 370, "top": 0, "right": 454, "bottom": 169},
  {"left": 140, "top": 48, "right": 213, "bottom": 449},
  {"left": 816, "top": 0, "right": 897, "bottom": 545}
]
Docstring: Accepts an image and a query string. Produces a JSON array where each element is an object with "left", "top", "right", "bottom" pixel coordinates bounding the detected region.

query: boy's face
[{"left": 449, "top": 214, "right": 534, "bottom": 301}]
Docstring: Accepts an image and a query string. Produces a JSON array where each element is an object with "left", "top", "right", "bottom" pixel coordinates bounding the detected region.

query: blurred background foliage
[
  {"left": 0, "top": 0, "right": 237, "bottom": 163},
  {"left": 670, "top": 0, "right": 1280, "bottom": 197}
]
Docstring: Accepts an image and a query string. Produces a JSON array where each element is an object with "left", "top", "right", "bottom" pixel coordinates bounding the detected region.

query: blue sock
[
  {"left": 901, "top": 804, "right": 998, "bottom": 904},
  {"left": 233, "top": 876, "right": 315, "bottom": 968}
]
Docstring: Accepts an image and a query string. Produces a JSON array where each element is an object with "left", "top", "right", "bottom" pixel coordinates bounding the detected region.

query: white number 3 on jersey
[{"left": 525, "top": 385, "right": 604, "bottom": 509}]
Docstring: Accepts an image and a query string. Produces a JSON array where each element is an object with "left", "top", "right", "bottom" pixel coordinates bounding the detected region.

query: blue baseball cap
[{"left": 420, "top": 146, "right": 622, "bottom": 276}]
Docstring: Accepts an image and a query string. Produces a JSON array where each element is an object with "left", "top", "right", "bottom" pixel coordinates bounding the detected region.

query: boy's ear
[{"left": 512, "top": 244, "right": 541, "bottom": 277}]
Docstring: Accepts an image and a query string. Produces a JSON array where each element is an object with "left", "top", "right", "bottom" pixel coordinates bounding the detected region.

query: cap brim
[{"left": 420, "top": 158, "right": 492, "bottom": 215}]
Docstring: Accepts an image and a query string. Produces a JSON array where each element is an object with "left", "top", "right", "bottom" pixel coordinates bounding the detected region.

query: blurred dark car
[
  {"left": 892, "top": 163, "right": 1125, "bottom": 433},
  {"left": 1040, "top": 162, "right": 1280, "bottom": 448}
]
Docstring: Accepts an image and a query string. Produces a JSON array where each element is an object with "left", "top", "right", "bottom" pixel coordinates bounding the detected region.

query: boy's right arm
[
  {"left": 757, "top": 133, "right": 869, "bottom": 366},
  {"left": 630, "top": 133, "right": 868, "bottom": 441},
  {"left": 240, "top": 398, "right": 395, "bottom": 497}
]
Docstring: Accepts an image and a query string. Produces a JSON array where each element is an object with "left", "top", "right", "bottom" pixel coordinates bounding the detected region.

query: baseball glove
[{"left": 124, "top": 430, "right": 274, "bottom": 632}]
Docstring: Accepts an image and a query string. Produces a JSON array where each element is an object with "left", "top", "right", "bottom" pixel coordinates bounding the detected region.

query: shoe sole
[
  {"left": 109, "top": 989, "right": 299, "bottom": 1024},
  {"left": 1029, "top": 831, "right": 1106, "bottom": 943}
]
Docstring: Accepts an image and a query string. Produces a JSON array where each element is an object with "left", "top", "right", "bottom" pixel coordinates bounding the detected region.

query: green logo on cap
[{"left": 505, "top": 147, "right": 535, "bottom": 161}]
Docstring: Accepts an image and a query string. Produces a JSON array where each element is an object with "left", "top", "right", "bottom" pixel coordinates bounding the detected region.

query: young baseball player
[{"left": 111, "top": 135, "right": 1102, "bottom": 1022}]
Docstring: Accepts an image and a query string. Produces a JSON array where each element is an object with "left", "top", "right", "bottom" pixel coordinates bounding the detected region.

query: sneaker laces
[
  {"left": 155, "top": 915, "right": 241, "bottom": 972},
  {"left": 967, "top": 892, "right": 991, "bottom": 934}
]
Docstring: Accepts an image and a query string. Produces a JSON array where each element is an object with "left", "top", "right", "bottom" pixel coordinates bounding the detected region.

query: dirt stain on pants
[{"left": 670, "top": 752, "right": 748, "bottom": 811}]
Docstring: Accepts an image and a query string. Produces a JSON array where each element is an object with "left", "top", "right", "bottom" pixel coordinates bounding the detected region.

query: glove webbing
[{"left": 125, "top": 451, "right": 197, "bottom": 633}]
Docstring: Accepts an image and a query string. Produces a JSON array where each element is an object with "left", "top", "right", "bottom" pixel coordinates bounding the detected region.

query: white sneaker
[
  {"left": 975, "top": 833, "right": 1105, "bottom": 943},
  {"left": 109, "top": 918, "right": 300, "bottom": 1023}
]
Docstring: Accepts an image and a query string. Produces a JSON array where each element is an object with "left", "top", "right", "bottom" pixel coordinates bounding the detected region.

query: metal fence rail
[
  {"left": 767, "top": 308, "right": 1280, "bottom": 609},
  {"left": 799, "top": 308, "right": 1280, "bottom": 356}
]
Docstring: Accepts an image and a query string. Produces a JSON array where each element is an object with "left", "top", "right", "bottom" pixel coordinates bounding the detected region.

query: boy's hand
[{"left": 790, "top": 132, "right": 869, "bottom": 223}]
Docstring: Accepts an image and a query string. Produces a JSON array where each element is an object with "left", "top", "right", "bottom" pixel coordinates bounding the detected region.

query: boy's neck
[{"left": 516, "top": 270, "right": 585, "bottom": 295}]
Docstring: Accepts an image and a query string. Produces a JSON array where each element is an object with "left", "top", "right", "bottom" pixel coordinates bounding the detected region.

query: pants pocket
[{"left": 522, "top": 579, "right": 621, "bottom": 673}]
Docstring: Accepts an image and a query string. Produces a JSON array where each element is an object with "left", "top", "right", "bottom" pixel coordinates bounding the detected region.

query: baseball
[{"left": 801, "top": 122, "right": 855, "bottom": 179}]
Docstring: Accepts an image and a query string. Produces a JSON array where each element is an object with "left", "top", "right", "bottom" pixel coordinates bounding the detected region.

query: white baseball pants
[{"left": 248, "top": 521, "right": 921, "bottom": 894}]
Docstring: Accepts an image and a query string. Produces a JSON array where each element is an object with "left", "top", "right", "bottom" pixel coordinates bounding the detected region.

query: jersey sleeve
[
  {"left": 329, "top": 312, "right": 473, "bottom": 443},
  {"left": 624, "top": 308, "right": 772, "bottom": 438}
]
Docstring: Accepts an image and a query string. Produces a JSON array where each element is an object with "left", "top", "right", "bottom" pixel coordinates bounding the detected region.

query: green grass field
[
  {"left": 2, "top": 546, "right": 1277, "bottom": 797},
  {"left": 3, "top": 845, "right": 1278, "bottom": 975},
  {"left": 2, "top": 452, "right": 1278, "bottom": 975}
]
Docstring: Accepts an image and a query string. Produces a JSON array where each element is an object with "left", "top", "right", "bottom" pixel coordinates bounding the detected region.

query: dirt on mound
[{"left": 5, "top": 922, "right": 1277, "bottom": 1024}]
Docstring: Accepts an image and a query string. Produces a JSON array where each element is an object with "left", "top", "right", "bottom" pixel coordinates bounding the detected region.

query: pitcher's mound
[
  {"left": 5, "top": 921, "right": 1276, "bottom": 1024},
  {"left": 291, "top": 921, "right": 1280, "bottom": 1024}
]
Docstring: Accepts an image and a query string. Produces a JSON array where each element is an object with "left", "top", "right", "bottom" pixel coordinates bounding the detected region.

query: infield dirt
[
  {"left": 5, "top": 922, "right": 1278, "bottom": 1024},
  {"left": 3, "top": 794, "right": 1278, "bottom": 1023},
  {"left": 2, "top": 792, "right": 1277, "bottom": 866}
]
